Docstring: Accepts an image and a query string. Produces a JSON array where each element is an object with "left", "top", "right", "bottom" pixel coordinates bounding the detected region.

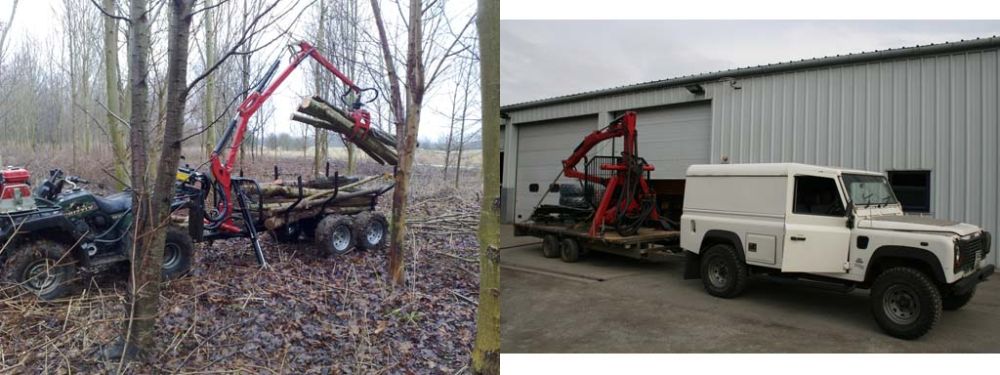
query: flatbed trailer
[{"left": 513, "top": 221, "right": 681, "bottom": 262}]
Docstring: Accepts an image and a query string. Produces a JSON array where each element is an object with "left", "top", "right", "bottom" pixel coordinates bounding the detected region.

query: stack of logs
[
  {"left": 291, "top": 96, "right": 399, "bottom": 165},
  {"left": 259, "top": 173, "right": 392, "bottom": 230}
]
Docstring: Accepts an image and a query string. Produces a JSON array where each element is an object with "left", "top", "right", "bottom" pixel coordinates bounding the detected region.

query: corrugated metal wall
[
  {"left": 709, "top": 49, "right": 1000, "bottom": 265},
  {"left": 503, "top": 46, "right": 1000, "bottom": 265}
]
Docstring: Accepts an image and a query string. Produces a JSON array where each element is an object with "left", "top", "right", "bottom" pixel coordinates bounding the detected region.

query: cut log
[
  {"left": 292, "top": 96, "right": 399, "bottom": 165},
  {"left": 263, "top": 206, "right": 370, "bottom": 230},
  {"left": 263, "top": 185, "right": 390, "bottom": 214}
]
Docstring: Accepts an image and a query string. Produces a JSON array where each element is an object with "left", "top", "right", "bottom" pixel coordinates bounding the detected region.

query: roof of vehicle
[{"left": 686, "top": 163, "right": 885, "bottom": 177}]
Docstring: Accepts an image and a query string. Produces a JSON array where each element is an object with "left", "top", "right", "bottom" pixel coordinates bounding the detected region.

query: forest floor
[{"left": 0, "top": 152, "right": 482, "bottom": 373}]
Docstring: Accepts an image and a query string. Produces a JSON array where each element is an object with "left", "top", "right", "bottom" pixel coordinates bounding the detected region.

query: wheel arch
[
  {"left": 700, "top": 230, "right": 745, "bottom": 263},
  {"left": 864, "top": 246, "right": 947, "bottom": 287}
]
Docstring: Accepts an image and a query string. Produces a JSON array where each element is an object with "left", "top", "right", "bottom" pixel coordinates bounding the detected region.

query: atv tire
[
  {"left": 162, "top": 228, "right": 194, "bottom": 280},
  {"left": 316, "top": 215, "right": 356, "bottom": 257},
  {"left": 1, "top": 240, "right": 79, "bottom": 300}
]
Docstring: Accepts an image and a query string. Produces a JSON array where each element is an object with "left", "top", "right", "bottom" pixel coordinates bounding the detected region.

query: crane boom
[
  {"left": 554, "top": 111, "right": 663, "bottom": 236},
  {"left": 208, "top": 41, "right": 377, "bottom": 233}
]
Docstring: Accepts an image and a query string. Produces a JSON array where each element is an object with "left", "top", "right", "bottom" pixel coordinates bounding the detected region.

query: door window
[{"left": 793, "top": 176, "right": 846, "bottom": 217}]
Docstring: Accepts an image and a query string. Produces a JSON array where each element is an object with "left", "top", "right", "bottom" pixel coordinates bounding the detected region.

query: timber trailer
[
  {"left": 173, "top": 41, "right": 395, "bottom": 267},
  {"left": 512, "top": 111, "right": 681, "bottom": 262}
]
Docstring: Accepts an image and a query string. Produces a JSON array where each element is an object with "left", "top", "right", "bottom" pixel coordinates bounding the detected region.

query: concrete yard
[{"left": 501, "top": 225, "right": 1000, "bottom": 353}]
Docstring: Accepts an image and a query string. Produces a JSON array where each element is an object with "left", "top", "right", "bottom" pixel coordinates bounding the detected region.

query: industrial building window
[
  {"left": 529, "top": 183, "right": 539, "bottom": 192},
  {"left": 793, "top": 176, "right": 845, "bottom": 217},
  {"left": 888, "top": 171, "right": 931, "bottom": 213}
]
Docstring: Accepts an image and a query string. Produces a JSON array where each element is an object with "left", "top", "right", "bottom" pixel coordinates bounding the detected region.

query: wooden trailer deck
[
  {"left": 513, "top": 221, "right": 681, "bottom": 261},
  {"left": 513, "top": 222, "right": 679, "bottom": 245}
]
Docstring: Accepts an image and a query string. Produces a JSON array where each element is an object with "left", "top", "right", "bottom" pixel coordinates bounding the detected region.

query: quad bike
[{"left": 0, "top": 168, "right": 193, "bottom": 300}]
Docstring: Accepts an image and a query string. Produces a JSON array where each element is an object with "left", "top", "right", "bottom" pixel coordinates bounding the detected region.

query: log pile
[
  {"left": 291, "top": 96, "right": 399, "bottom": 165},
  {"left": 259, "top": 173, "right": 392, "bottom": 230}
]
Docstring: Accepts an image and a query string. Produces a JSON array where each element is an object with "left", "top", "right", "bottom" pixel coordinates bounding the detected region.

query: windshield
[{"left": 841, "top": 174, "right": 899, "bottom": 206}]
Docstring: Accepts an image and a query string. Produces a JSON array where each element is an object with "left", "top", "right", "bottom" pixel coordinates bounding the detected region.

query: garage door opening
[{"left": 650, "top": 179, "right": 686, "bottom": 225}]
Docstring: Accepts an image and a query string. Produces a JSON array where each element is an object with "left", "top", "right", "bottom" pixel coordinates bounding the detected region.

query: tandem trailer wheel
[
  {"left": 542, "top": 234, "right": 560, "bottom": 258},
  {"left": 560, "top": 238, "right": 580, "bottom": 263}
]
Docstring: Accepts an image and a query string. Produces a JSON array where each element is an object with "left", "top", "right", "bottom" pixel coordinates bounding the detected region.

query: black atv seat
[{"left": 94, "top": 192, "right": 132, "bottom": 214}]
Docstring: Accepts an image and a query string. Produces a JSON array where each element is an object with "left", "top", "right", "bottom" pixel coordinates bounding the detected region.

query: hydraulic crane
[
  {"left": 186, "top": 41, "right": 380, "bottom": 266},
  {"left": 552, "top": 111, "right": 667, "bottom": 237}
]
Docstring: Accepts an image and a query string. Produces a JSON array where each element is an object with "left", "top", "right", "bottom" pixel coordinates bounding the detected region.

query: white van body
[{"left": 681, "top": 163, "right": 990, "bottom": 285}]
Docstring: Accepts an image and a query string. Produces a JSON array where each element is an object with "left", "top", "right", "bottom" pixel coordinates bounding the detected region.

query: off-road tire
[
  {"left": 271, "top": 223, "right": 303, "bottom": 243},
  {"left": 942, "top": 286, "right": 976, "bottom": 311},
  {"left": 162, "top": 228, "right": 194, "bottom": 280},
  {"left": 559, "top": 238, "right": 580, "bottom": 263},
  {"left": 315, "top": 215, "right": 356, "bottom": 257},
  {"left": 541, "top": 235, "right": 560, "bottom": 258},
  {"left": 870, "top": 267, "right": 942, "bottom": 340},
  {"left": 1, "top": 240, "right": 78, "bottom": 300},
  {"left": 352, "top": 212, "right": 388, "bottom": 251},
  {"left": 699, "top": 243, "right": 748, "bottom": 298}
]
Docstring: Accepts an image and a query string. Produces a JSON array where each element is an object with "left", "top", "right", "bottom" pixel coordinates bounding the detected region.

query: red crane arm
[
  {"left": 561, "top": 112, "right": 639, "bottom": 184},
  {"left": 208, "top": 41, "right": 371, "bottom": 232}
]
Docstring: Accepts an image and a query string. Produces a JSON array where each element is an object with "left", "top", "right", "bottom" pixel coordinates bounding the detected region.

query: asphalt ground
[{"left": 500, "top": 225, "right": 1000, "bottom": 352}]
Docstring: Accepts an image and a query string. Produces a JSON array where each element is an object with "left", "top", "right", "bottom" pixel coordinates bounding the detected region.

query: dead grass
[{"left": 0, "top": 146, "right": 483, "bottom": 373}]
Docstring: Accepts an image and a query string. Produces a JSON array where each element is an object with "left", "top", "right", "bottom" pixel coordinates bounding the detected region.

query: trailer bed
[
  {"left": 513, "top": 221, "right": 681, "bottom": 261},
  {"left": 515, "top": 222, "right": 678, "bottom": 244}
]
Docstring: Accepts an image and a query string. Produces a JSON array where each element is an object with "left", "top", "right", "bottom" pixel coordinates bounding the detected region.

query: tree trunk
[
  {"left": 122, "top": 0, "right": 195, "bottom": 361},
  {"left": 103, "top": 0, "right": 128, "bottom": 189},
  {"left": 454, "top": 73, "right": 470, "bottom": 188},
  {"left": 471, "top": 0, "right": 500, "bottom": 373},
  {"left": 312, "top": 0, "right": 329, "bottom": 177},
  {"left": 122, "top": 0, "right": 154, "bottom": 359},
  {"left": 370, "top": 0, "right": 424, "bottom": 287},
  {"left": 203, "top": 0, "right": 217, "bottom": 157},
  {"left": 369, "top": 0, "right": 404, "bottom": 143},
  {"left": 443, "top": 65, "right": 461, "bottom": 180}
]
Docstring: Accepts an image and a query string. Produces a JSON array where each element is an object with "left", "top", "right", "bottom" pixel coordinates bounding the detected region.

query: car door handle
[{"left": 790, "top": 236, "right": 807, "bottom": 241}]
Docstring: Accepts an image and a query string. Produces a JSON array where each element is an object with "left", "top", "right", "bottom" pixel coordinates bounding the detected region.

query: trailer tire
[
  {"left": 2, "top": 240, "right": 79, "bottom": 301},
  {"left": 560, "top": 238, "right": 580, "bottom": 263},
  {"left": 162, "top": 228, "right": 194, "bottom": 280},
  {"left": 316, "top": 215, "right": 356, "bottom": 257},
  {"left": 871, "top": 267, "right": 942, "bottom": 339},
  {"left": 700, "top": 243, "right": 748, "bottom": 298},
  {"left": 541, "top": 235, "right": 560, "bottom": 258},
  {"left": 353, "top": 212, "right": 388, "bottom": 251}
]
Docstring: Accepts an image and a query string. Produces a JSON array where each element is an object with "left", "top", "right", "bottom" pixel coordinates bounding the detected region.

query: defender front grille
[{"left": 956, "top": 233, "right": 985, "bottom": 272}]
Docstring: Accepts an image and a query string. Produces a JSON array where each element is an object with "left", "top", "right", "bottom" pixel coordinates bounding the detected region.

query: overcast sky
[
  {"left": 1, "top": 0, "right": 476, "bottom": 141},
  {"left": 501, "top": 20, "right": 1000, "bottom": 106}
]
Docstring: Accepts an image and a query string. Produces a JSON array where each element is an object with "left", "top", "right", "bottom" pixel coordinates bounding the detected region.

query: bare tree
[
  {"left": 311, "top": 0, "right": 329, "bottom": 176},
  {"left": 202, "top": 0, "right": 218, "bottom": 157},
  {"left": 116, "top": 0, "right": 154, "bottom": 360},
  {"left": 0, "top": 0, "right": 19, "bottom": 75},
  {"left": 103, "top": 0, "right": 128, "bottom": 188},
  {"left": 370, "top": 0, "right": 476, "bottom": 285},
  {"left": 471, "top": 1, "right": 498, "bottom": 372},
  {"left": 454, "top": 54, "right": 478, "bottom": 187}
]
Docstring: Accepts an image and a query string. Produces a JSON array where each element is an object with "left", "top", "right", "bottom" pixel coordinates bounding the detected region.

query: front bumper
[{"left": 951, "top": 264, "right": 995, "bottom": 295}]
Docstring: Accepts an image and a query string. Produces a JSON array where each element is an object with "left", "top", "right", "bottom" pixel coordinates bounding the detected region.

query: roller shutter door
[{"left": 514, "top": 115, "right": 597, "bottom": 221}]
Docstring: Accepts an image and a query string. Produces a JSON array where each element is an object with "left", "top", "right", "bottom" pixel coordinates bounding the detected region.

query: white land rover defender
[{"left": 681, "top": 163, "right": 994, "bottom": 339}]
